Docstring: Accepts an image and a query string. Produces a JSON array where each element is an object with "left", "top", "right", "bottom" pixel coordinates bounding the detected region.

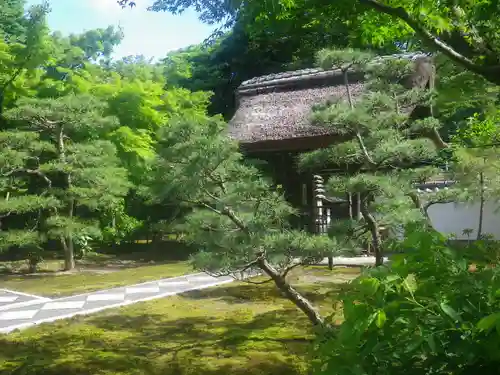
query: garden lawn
[
  {"left": 0, "top": 267, "right": 360, "bottom": 375},
  {"left": 0, "top": 260, "right": 193, "bottom": 297}
]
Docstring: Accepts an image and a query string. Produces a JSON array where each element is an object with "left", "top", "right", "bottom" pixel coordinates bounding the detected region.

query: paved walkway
[
  {"left": 0, "top": 272, "right": 233, "bottom": 334},
  {"left": 0, "top": 289, "right": 51, "bottom": 311},
  {"left": 314, "top": 256, "right": 387, "bottom": 266},
  {"left": 0, "top": 256, "right": 383, "bottom": 334}
]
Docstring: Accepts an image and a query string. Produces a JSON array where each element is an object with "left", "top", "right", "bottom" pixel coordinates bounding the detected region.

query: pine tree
[
  {"left": 0, "top": 130, "right": 57, "bottom": 271},
  {"left": 144, "top": 114, "right": 341, "bottom": 326},
  {"left": 299, "top": 50, "right": 453, "bottom": 266},
  {"left": 450, "top": 110, "right": 500, "bottom": 241},
  {"left": 3, "top": 94, "right": 130, "bottom": 270}
]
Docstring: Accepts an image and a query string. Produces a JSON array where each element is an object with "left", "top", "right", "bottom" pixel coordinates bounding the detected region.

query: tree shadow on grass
[
  {"left": 0, "top": 307, "right": 318, "bottom": 375},
  {"left": 183, "top": 281, "right": 343, "bottom": 305}
]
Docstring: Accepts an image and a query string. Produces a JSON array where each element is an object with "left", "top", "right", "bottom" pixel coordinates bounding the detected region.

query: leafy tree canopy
[
  {"left": 123, "top": 0, "right": 500, "bottom": 85},
  {"left": 0, "top": 0, "right": 27, "bottom": 41}
]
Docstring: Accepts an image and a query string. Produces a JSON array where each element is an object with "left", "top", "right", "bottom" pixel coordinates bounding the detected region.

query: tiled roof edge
[{"left": 238, "top": 52, "right": 429, "bottom": 93}]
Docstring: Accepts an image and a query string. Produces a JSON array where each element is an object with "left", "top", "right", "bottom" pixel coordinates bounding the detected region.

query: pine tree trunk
[
  {"left": 257, "top": 257, "right": 325, "bottom": 327},
  {"left": 221, "top": 206, "right": 325, "bottom": 327},
  {"left": 28, "top": 260, "right": 38, "bottom": 274},
  {"left": 477, "top": 170, "right": 485, "bottom": 240},
  {"left": 58, "top": 124, "right": 75, "bottom": 271},
  {"left": 328, "top": 256, "right": 334, "bottom": 270},
  {"left": 61, "top": 237, "right": 75, "bottom": 271},
  {"left": 360, "top": 200, "right": 383, "bottom": 266},
  {"left": 28, "top": 253, "right": 40, "bottom": 274},
  {"left": 348, "top": 193, "right": 353, "bottom": 219},
  {"left": 65, "top": 198, "right": 75, "bottom": 270},
  {"left": 64, "top": 240, "right": 75, "bottom": 270}
]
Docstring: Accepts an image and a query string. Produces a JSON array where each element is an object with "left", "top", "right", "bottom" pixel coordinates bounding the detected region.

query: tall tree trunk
[
  {"left": 27, "top": 247, "right": 41, "bottom": 274},
  {"left": 328, "top": 256, "right": 334, "bottom": 270},
  {"left": 257, "top": 257, "right": 325, "bottom": 327},
  {"left": 348, "top": 192, "right": 353, "bottom": 219},
  {"left": 64, "top": 241, "right": 75, "bottom": 270},
  {"left": 477, "top": 170, "right": 485, "bottom": 240},
  {"left": 60, "top": 237, "right": 74, "bottom": 270},
  {"left": 65, "top": 198, "right": 75, "bottom": 270},
  {"left": 360, "top": 199, "right": 383, "bottom": 266},
  {"left": 58, "top": 124, "right": 75, "bottom": 271}
]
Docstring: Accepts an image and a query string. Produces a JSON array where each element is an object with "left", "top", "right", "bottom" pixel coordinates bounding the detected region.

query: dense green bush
[{"left": 314, "top": 229, "right": 500, "bottom": 375}]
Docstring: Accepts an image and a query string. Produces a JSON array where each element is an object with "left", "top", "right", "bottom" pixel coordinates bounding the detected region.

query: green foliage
[
  {"left": 447, "top": 110, "right": 500, "bottom": 205},
  {"left": 159, "top": 5, "right": 395, "bottom": 119},
  {"left": 299, "top": 51, "right": 446, "bottom": 261},
  {"left": 148, "top": 0, "right": 500, "bottom": 85},
  {"left": 435, "top": 54, "right": 500, "bottom": 123},
  {"left": 0, "top": 129, "right": 53, "bottom": 251},
  {"left": 144, "top": 114, "right": 339, "bottom": 276},
  {"left": 100, "top": 202, "right": 143, "bottom": 245},
  {"left": 0, "top": 266, "right": 346, "bottom": 374},
  {"left": 0, "top": 6, "right": 219, "bottom": 267},
  {"left": 68, "top": 26, "right": 123, "bottom": 62},
  {"left": 0, "top": 230, "right": 42, "bottom": 251},
  {"left": 2, "top": 95, "right": 130, "bottom": 267},
  {"left": 313, "top": 229, "right": 500, "bottom": 375},
  {"left": 316, "top": 48, "right": 374, "bottom": 71},
  {"left": 452, "top": 110, "right": 500, "bottom": 148},
  {"left": 0, "top": 0, "right": 26, "bottom": 41},
  {"left": 0, "top": 2, "right": 52, "bottom": 111}
]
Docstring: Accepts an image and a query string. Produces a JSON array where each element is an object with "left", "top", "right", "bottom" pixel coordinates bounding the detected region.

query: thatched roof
[{"left": 228, "top": 53, "right": 430, "bottom": 148}]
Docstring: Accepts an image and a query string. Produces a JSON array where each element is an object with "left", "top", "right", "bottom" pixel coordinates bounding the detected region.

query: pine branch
[
  {"left": 423, "top": 199, "right": 456, "bottom": 216},
  {"left": 221, "top": 205, "right": 249, "bottom": 233},
  {"left": 198, "top": 186, "right": 250, "bottom": 233},
  {"left": 360, "top": 196, "right": 383, "bottom": 266},
  {"left": 427, "top": 128, "right": 449, "bottom": 150},
  {"left": 0, "top": 192, "right": 11, "bottom": 221},
  {"left": 359, "top": 0, "right": 500, "bottom": 79},
  {"left": 240, "top": 278, "right": 274, "bottom": 285},
  {"left": 206, "top": 170, "right": 227, "bottom": 194},
  {"left": 343, "top": 69, "right": 355, "bottom": 109},
  {"left": 281, "top": 261, "right": 305, "bottom": 278},
  {"left": 3, "top": 168, "right": 52, "bottom": 188},
  {"left": 351, "top": 224, "right": 370, "bottom": 239},
  {"left": 188, "top": 199, "right": 223, "bottom": 215},
  {"left": 356, "top": 132, "right": 377, "bottom": 166},
  {"left": 342, "top": 69, "right": 377, "bottom": 167},
  {"left": 204, "top": 256, "right": 263, "bottom": 278}
]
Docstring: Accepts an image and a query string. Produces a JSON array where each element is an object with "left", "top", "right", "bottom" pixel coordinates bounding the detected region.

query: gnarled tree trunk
[
  {"left": 257, "top": 257, "right": 325, "bottom": 327},
  {"left": 360, "top": 199, "right": 383, "bottom": 266}
]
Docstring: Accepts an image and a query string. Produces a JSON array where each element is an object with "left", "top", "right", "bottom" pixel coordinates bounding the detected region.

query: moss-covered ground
[{"left": 0, "top": 266, "right": 360, "bottom": 375}]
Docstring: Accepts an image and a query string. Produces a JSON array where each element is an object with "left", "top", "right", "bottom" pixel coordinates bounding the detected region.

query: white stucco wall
[{"left": 427, "top": 201, "right": 500, "bottom": 240}]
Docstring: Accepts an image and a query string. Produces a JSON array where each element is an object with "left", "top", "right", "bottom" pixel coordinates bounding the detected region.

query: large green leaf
[{"left": 477, "top": 313, "right": 500, "bottom": 332}]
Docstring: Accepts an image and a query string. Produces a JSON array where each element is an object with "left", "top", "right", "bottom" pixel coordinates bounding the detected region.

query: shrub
[{"left": 313, "top": 229, "right": 500, "bottom": 375}]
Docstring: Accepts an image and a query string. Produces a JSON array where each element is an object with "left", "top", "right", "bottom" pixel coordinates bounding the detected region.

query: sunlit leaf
[
  {"left": 376, "top": 310, "right": 387, "bottom": 328},
  {"left": 477, "top": 313, "right": 500, "bottom": 332},
  {"left": 440, "top": 302, "right": 461, "bottom": 322}
]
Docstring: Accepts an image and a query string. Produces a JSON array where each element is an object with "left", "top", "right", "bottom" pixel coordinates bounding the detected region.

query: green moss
[
  {"left": 0, "top": 261, "right": 193, "bottom": 297},
  {"left": 0, "top": 267, "right": 356, "bottom": 375}
]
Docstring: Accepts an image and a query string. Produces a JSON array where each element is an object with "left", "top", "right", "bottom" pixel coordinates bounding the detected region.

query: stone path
[
  {"left": 315, "top": 256, "right": 388, "bottom": 266},
  {"left": 0, "top": 256, "right": 384, "bottom": 334},
  {"left": 0, "top": 289, "right": 51, "bottom": 311},
  {"left": 0, "top": 272, "right": 233, "bottom": 334}
]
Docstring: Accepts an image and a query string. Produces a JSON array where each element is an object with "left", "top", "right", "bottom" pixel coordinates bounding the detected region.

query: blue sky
[{"left": 27, "top": 0, "right": 217, "bottom": 59}]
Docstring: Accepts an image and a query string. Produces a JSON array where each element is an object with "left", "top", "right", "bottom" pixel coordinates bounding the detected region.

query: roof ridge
[
  {"left": 238, "top": 51, "right": 428, "bottom": 92},
  {"left": 240, "top": 67, "right": 326, "bottom": 87}
]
